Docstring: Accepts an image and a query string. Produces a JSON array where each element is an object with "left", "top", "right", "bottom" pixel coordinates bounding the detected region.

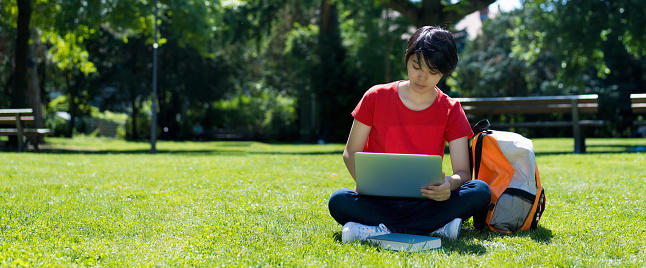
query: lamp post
[{"left": 151, "top": 0, "right": 158, "bottom": 154}]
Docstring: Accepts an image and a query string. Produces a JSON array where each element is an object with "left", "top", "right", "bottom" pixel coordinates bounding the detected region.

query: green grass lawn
[{"left": 1, "top": 136, "right": 645, "bottom": 266}]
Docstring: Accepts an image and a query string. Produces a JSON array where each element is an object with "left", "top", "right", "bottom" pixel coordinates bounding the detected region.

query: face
[{"left": 406, "top": 56, "right": 443, "bottom": 93}]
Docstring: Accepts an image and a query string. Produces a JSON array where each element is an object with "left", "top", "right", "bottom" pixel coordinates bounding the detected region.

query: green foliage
[
  {"left": 453, "top": 12, "right": 529, "bottom": 97},
  {"left": 455, "top": 1, "right": 645, "bottom": 101},
  {"left": 339, "top": 0, "right": 410, "bottom": 87},
  {"left": 502, "top": 1, "right": 646, "bottom": 136},
  {"left": 125, "top": 98, "right": 152, "bottom": 141},
  {"left": 44, "top": 95, "right": 127, "bottom": 138},
  {"left": 44, "top": 113, "right": 67, "bottom": 137},
  {"left": 1, "top": 137, "right": 645, "bottom": 265},
  {"left": 42, "top": 30, "right": 97, "bottom": 75},
  {"left": 510, "top": 0, "right": 646, "bottom": 90},
  {"left": 212, "top": 84, "right": 297, "bottom": 141},
  {"left": 2, "top": 0, "right": 499, "bottom": 142},
  {"left": 126, "top": 103, "right": 152, "bottom": 141},
  {"left": 46, "top": 95, "right": 97, "bottom": 118},
  {"left": 452, "top": 10, "right": 579, "bottom": 98},
  {"left": 11, "top": 0, "right": 646, "bottom": 141}
]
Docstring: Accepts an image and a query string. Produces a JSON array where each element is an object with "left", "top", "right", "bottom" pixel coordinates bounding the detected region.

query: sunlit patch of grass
[{"left": 0, "top": 137, "right": 644, "bottom": 266}]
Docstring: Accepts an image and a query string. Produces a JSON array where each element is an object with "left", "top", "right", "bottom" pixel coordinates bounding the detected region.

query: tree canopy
[{"left": 2, "top": 0, "right": 646, "bottom": 142}]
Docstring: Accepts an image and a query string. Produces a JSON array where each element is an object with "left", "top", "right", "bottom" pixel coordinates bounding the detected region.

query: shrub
[{"left": 212, "top": 84, "right": 297, "bottom": 141}]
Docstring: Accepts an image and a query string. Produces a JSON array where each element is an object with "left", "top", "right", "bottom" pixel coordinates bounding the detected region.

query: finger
[
  {"left": 424, "top": 188, "right": 449, "bottom": 198},
  {"left": 420, "top": 190, "right": 434, "bottom": 199},
  {"left": 425, "top": 191, "right": 445, "bottom": 200},
  {"left": 427, "top": 194, "right": 448, "bottom": 201},
  {"left": 422, "top": 193, "right": 438, "bottom": 200},
  {"left": 421, "top": 188, "right": 435, "bottom": 196},
  {"left": 420, "top": 188, "right": 434, "bottom": 196}
]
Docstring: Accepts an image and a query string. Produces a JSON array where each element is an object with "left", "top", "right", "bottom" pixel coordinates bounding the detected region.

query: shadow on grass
[
  {"left": 439, "top": 237, "right": 488, "bottom": 255},
  {"left": 19, "top": 146, "right": 343, "bottom": 156},
  {"left": 332, "top": 231, "right": 342, "bottom": 243},
  {"left": 332, "top": 230, "right": 488, "bottom": 255},
  {"left": 534, "top": 149, "right": 646, "bottom": 157},
  {"left": 8, "top": 142, "right": 641, "bottom": 156},
  {"left": 442, "top": 225, "right": 553, "bottom": 255},
  {"left": 534, "top": 142, "right": 646, "bottom": 156},
  {"left": 332, "top": 225, "right": 553, "bottom": 255}
]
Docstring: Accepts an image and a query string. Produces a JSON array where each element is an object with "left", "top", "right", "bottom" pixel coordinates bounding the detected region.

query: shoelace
[{"left": 359, "top": 224, "right": 387, "bottom": 234}]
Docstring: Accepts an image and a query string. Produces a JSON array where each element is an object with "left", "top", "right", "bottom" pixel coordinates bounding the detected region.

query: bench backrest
[
  {"left": 456, "top": 94, "right": 598, "bottom": 115},
  {"left": 457, "top": 94, "right": 646, "bottom": 115},
  {"left": 631, "top": 93, "right": 646, "bottom": 113},
  {"left": 0, "top": 109, "right": 35, "bottom": 126}
]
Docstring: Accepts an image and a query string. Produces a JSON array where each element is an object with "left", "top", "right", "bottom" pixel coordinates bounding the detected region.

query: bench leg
[
  {"left": 574, "top": 134, "right": 586, "bottom": 154},
  {"left": 32, "top": 135, "right": 40, "bottom": 152},
  {"left": 572, "top": 98, "right": 586, "bottom": 154},
  {"left": 16, "top": 115, "right": 24, "bottom": 152}
]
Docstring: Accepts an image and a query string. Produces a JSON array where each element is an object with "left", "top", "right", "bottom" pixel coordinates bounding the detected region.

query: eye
[{"left": 412, "top": 61, "right": 422, "bottom": 70}]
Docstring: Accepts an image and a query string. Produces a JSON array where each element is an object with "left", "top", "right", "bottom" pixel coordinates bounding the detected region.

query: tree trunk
[
  {"left": 316, "top": 0, "right": 332, "bottom": 140},
  {"left": 65, "top": 71, "right": 76, "bottom": 138},
  {"left": 316, "top": 0, "right": 348, "bottom": 141},
  {"left": 27, "top": 36, "right": 44, "bottom": 131},
  {"left": 27, "top": 58, "right": 43, "bottom": 128},
  {"left": 130, "top": 92, "right": 138, "bottom": 140},
  {"left": 12, "top": 0, "right": 31, "bottom": 109},
  {"left": 38, "top": 55, "right": 47, "bottom": 143},
  {"left": 7, "top": 0, "right": 31, "bottom": 148}
]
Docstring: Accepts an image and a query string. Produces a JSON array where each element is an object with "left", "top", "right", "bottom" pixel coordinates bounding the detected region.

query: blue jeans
[{"left": 328, "top": 180, "right": 491, "bottom": 234}]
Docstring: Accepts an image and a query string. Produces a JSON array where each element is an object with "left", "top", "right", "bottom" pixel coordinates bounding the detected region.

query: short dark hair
[{"left": 404, "top": 26, "right": 458, "bottom": 76}]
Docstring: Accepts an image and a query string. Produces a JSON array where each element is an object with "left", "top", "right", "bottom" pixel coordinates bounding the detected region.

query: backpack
[{"left": 470, "top": 120, "right": 546, "bottom": 233}]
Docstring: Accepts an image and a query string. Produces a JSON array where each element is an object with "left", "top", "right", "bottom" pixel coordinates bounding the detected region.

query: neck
[{"left": 401, "top": 80, "right": 437, "bottom": 105}]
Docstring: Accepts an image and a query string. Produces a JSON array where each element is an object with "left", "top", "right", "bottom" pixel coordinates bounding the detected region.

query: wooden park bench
[
  {"left": 0, "top": 108, "right": 52, "bottom": 152},
  {"left": 456, "top": 94, "right": 646, "bottom": 153}
]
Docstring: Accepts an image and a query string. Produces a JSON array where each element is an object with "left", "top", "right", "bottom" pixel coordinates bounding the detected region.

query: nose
[{"left": 416, "top": 69, "right": 427, "bottom": 82}]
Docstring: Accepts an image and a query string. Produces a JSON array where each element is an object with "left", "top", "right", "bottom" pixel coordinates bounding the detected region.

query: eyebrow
[{"left": 412, "top": 59, "right": 438, "bottom": 74}]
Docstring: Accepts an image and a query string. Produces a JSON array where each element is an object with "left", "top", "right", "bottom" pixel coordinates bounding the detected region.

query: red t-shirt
[{"left": 351, "top": 81, "right": 473, "bottom": 156}]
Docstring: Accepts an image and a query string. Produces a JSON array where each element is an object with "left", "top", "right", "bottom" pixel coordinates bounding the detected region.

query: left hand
[{"left": 420, "top": 173, "right": 451, "bottom": 201}]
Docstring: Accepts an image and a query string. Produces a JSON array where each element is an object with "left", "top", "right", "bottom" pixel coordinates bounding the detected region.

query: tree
[
  {"left": 379, "top": 0, "right": 495, "bottom": 27},
  {"left": 2, "top": 0, "right": 229, "bottom": 138},
  {"left": 453, "top": 11, "right": 530, "bottom": 98},
  {"left": 11, "top": 0, "right": 30, "bottom": 109},
  {"left": 511, "top": 0, "right": 645, "bottom": 90},
  {"left": 3, "top": 0, "right": 505, "bottom": 143},
  {"left": 511, "top": 0, "right": 646, "bottom": 136}
]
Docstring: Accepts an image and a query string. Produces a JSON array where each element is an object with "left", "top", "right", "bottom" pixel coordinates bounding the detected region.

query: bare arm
[
  {"left": 421, "top": 136, "right": 472, "bottom": 200},
  {"left": 446, "top": 136, "right": 472, "bottom": 190},
  {"left": 342, "top": 119, "right": 371, "bottom": 181}
]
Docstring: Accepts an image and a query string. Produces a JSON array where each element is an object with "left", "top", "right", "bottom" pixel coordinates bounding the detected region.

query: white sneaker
[
  {"left": 341, "top": 222, "right": 391, "bottom": 243},
  {"left": 431, "top": 218, "right": 462, "bottom": 240}
]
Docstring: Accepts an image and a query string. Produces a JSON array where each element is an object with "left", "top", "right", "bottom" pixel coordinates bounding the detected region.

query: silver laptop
[{"left": 354, "top": 152, "right": 443, "bottom": 199}]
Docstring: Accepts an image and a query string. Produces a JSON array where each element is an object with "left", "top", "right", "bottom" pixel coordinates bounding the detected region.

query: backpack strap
[
  {"left": 531, "top": 188, "right": 546, "bottom": 229},
  {"left": 503, "top": 188, "right": 536, "bottom": 203},
  {"left": 471, "top": 119, "right": 491, "bottom": 180},
  {"left": 472, "top": 119, "right": 491, "bottom": 133},
  {"left": 473, "top": 131, "right": 487, "bottom": 180}
]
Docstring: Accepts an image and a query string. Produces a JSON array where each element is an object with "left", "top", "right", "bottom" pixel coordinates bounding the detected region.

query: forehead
[{"left": 408, "top": 55, "right": 437, "bottom": 71}]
